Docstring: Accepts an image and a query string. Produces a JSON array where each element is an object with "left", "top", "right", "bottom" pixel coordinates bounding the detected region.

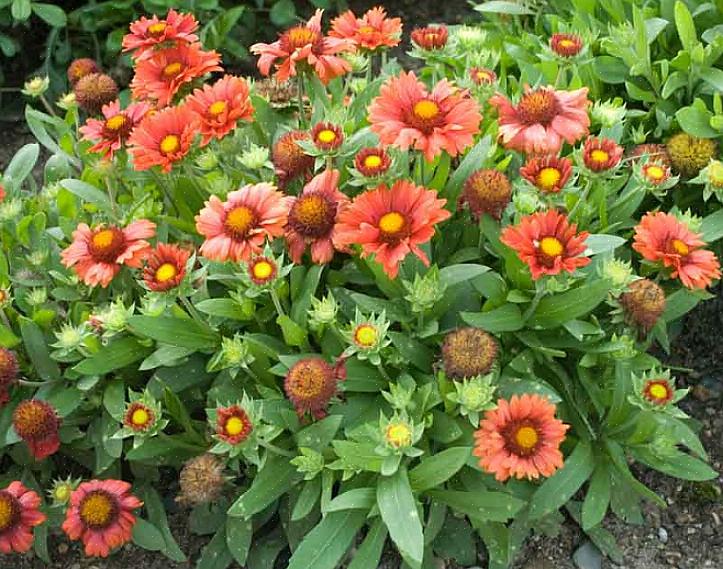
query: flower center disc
[
  {"left": 290, "top": 193, "right": 335, "bottom": 237},
  {"left": 648, "top": 383, "right": 669, "bottom": 400},
  {"left": 80, "top": 491, "right": 116, "bottom": 529},
  {"left": 539, "top": 236, "right": 564, "bottom": 258},
  {"left": 645, "top": 165, "right": 665, "bottom": 181},
  {"left": 104, "top": 114, "right": 128, "bottom": 134},
  {"left": 364, "top": 155, "right": 382, "bottom": 169},
  {"left": 160, "top": 135, "right": 180, "bottom": 154},
  {"left": 378, "top": 211, "right": 408, "bottom": 242},
  {"left": 354, "top": 324, "right": 378, "bottom": 347},
  {"left": 155, "top": 263, "right": 178, "bottom": 283},
  {"left": 670, "top": 238, "right": 689, "bottom": 256},
  {"left": 225, "top": 206, "right": 256, "bottom": 238},
  {"left": 225, "top": 416, "right": 245, "bottom": 436},
  {"left": 163, "top": 62, "right": 183, "bottom": 78},
  {"left": 89, "top": 227, "right": 125, "bottom": 263},
  {"left": 0, "top": 492, "right": 19, "bottom": 531},
  {"left": 317, "top": 130, "right": 337, "bottom": 144},
  {"left": 517, "top": 89, "right": 559, "bottom": 125},
  {"left": 536, "top": 167, "right": 562, "bottom": 191},
  {"left": 514, "top": 425, "right": 539, "bottom": 450},
  {"left": 590, "top": 149, "right": 609, "bottom": 164},
  {"left": 290, "top": 366, "right": 325, "bottom": 399},
  {"left": 147, "top": 22, "right": 167, "bottom": 36},
  {"left": 386, "top": 423, "right": 412, "bottom": 447},
  {"left": 208, "top": 101, "right": 227, "bottom": 117},
  {"left": 281, "top": 26, "right": 321, "bottom": 52},
  {"left": 252, "top": 260, "right": 274, "bottom": 280},
  {"left": 131, "top": 408, "right": 150, "bottom": 426}
]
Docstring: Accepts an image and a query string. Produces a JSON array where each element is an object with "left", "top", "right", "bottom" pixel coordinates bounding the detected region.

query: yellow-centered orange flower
[
  {"left": 330, "top": 6, "right": 402, "bottom": 51},
  {"left": 128, "top": 105, "right": 199, "bottom": 172}
]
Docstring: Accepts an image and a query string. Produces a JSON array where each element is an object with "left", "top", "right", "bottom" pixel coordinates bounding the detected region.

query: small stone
[
  {"left": 657, "top": 527, "right": 669, "bottom": 543},
  {"left": 57, "top": 543, "right": 69, "bottom": 554},
  {"left": 572, "top": 540, "right": 602, "bottom": 569}
]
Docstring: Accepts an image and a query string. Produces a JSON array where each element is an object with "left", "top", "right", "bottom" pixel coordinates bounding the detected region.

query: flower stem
[
  {"left": 270, "top": 288, "right": 286, "bottom": 318},
  {"left": 180, "top": 296, "right": 204, "bottom": 324},
  {"left": 261, "top": 439, "right": 295, "bottom": 457},
  {"left": 39, "top": 95, "right": 57, "bottom": 117},
  {"left": 297, "top": 73, "right": 306, "bottom": 128},
  {"left": 522, "top": 284, "right": 546, "bottom": 322},
  {"left": 376, "top": 362, "right": 391, "bottom": 382}
]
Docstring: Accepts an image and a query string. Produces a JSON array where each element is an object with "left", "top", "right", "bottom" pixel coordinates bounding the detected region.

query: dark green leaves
[
  {"left": 409, "top": 447, "right": 470, "bottom": 492},
  {"left": 286, "top": 510, "right": 367, "bottom": 569},
  {"left": 377, "top": 468, "right": 424, "bottom": 569},
  {"left": 74, "top": 337, "right": 152, "bottom": 375},
  {"left": 227, "top": 455, "right": 301, "bottom": 519},
  {"left": 127, "top": 316, "right": 219, "bottom": 350},
  {"left": 527, "top": 280, "right": 609, "bottom": 329}
]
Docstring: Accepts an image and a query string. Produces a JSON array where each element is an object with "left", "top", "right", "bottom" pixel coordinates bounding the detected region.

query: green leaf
[
  {"left": 74, "top": 336, "right": 152, "bottom": 375},
  {"left": 444, "top": 136, "right": 492, "bottom": 204},
  {"left": 291, "top": 264, "right": 323, "bottom": 327},
  {"left": 409, "top": 447, "right": 470, "bottom": 492},
  {"left": 701, "top": 205, "right": 723, "bottom": 242},
  {"left": 633, "top": 448, "right": 717, "bottom": 481},
  {"left": 474, "top": 0, "right": 534, "bottom": 15},
  {"left": 593, "top": 56, "right": 628, "bottom": 84},
  {"left": 269, "top": 0, "right": 296, "bottom": 26},
  {"left": 294, "top": 414, "right": 342, "bottom": 451},
  {"left": 324, "top": 488, "right": 375, "bottom": 512},
  {"left": 19, "top": 317, "right": 60, "bottom": 380},
  {"left": 676, "top": 105, "right": 718, "bottom": 138},
  {"left": 461, "top": 303, "right": 523, "bottom": 333},
  {"left": 139, "top": 486, "right": 186, "bottom": 562},
  {"left": 286, "top": 510, "right": 367, "bottom": 569},
  {"left": 225, "top": 516, "right": 252, "bottom": 566},
  {"left": 3, "top": 143, "right": 38, "bottom": 190},
  {"left": 663, "top": 289, "right": 704, "bottom": 322},
  {"left": 102, "top": 379, "right": 125, "bottom": 421},
  {"left": 426, "top": 490, "right": 524, "bottom": 522},
  {"left": 584, "top": 234, "right": 626, "bottom": 254},
  {"left": 377, "top": 468, "right": 424, "bottom": 568},
  {"left": 529, "top": 440, "right": 595, "bottom": 519},
  {"left": 276, "top": 314, "right": 308, "bottom": 347},
  {"left": 31, "top": 3, "right": 66, "bottom": 26},
  {"left": 291, "top": 478, "right": 321, "bottom": 521},
  {"left": 194, "top": 298, "right": 249, "bottom": 320},
  {"left": 128, "top": 316, "right": 219, "bottom": 351},
  {"left": 196, "top": 526, "right": 233, "bottom": 569},
  {"left": 60, "top": 179, "right": 113, "bottom": 214},
  {"left": 439, "top": 264, "right": 490, "bottom": 288},
  {"left": 227, "top": 454, "right": 300, "bottom": 519},
  {"left": 132, "top": 519, "right": 166, "bottom": 551},
  {"left": 11, "top": 0, "right": 31, "bottom": 21},
  {"left": 582, "top": 462, "right": 611, "bottom": 530},
  {"left": 389, "top": 331, "right": 433, "bottom": 371},
  {"left": 347, "top": 518, "right": 388, "bottom": 569},
  {"left": 528, "top": 280, "right": 609, "bottom": 329},
  {"left": 674, "top": 0, "right": 698, "bottom": 52}
]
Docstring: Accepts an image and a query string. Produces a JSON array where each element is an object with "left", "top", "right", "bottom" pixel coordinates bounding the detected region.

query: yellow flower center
[
  {"left": 477, "top": 71, "right": 491, "bottom": 81},
  {"left": 558, "top": 39, "right": 575, "bottom": 48},
  {"left": 386, "top": 422, "right": 412, "bottom": 448},
  {"left": 225, "top": 206, "right": 256, "bottom": 236},
  {"left": 358, "top": 25, "right": 375, "bottom": 35},
  {"left": 413, "top": 99, "right": 439, "bottom": 120},
  {"left": 163, "top": 62, "right": 183, "bottom": 77},
  {"left": 539, "top": 236, "right": 564, "bottom": 257},
  {"left": 80, "top": 492, "right": 114, "bottom": 528},
  {"left": 209, "top": 101, "right": 227, "bottom": 116},
  {"left": 160, "top": 135, "right": 180, "bottom": 154},
  {"left": 252, "top": 260, "right": 274, "bottom": 280},
  {"left": 671, "top": 239, "right": 689, "bottom": 256},
  {"left": 645, "top": 165, "right": 665, "bottom": 180},
  {"left": 148, "top": 22, "right": 167, "bottom": 35},
  {"left": 378, "top": 211, "right": 405, "bottom": 234},
  {"left": 708, "top": 161, "right": 723, "bottom": 187},
  {"left": 536, "top": 167, "right": 562, "bottom": 191},
  {"left": 354, "top": 324, "right": 378, "bottom": 347},
  {"left": 648, "top": 383, "right": 669, "bottom": 400},
  {"left": 363, "top": 155, "right": 382, "bottom": 169},
  {"left": 590, "top": 149, "right": 609, "bottom": 163},
  {"left": 0, "top": 493, "right": 16, "bottom": 531},
  {"left": 225, "top": 416, "right": 245, "bottom": 436},
  {"left": 317, "top": 129, "right": 337, "bottom": 144},
  {"left": 286, "top": 26, "right": 318, "bottom": 49},
  {"left": 92, "top": 229, "right": 115, "bottom": 250},
  {"left": 155, "top": 263, "right": 178, "bottom": 283},
  {"left": 105, "top": 114, "right": 127, "bottom": 131},
  {"left": 515, "top": 426, "right": 539, "bottom": 449},
  {"left": 131, "top": 408, "right": 150, "bottom": 426}
]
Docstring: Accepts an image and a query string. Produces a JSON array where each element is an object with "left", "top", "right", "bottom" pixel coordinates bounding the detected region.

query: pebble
[
  {"left": 658, "top": 527, "right": 669, "bottom": 543},
  {"left": 57, "top": 543, "right": 69, "bottom": 554},
  {"left": 572, "top": 540, "right": 602, "bottom": 569}
]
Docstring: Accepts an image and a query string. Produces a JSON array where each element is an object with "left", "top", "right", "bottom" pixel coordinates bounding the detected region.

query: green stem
[
  {"left": 297, "top": 73, "right": 306, "bottom": 128},
  {"left": 261, "top": 440, "right": 295, "bottom": 457},
  {"left": 19, "top": 378, "right": 57, "bottom": 387},
  {"left": 39, "top": 95, "right": 57, "bottom": 117},
  {"left": 270, "top": 288, "right": 286, "bottom": 318},
  {"left": 522, "top": 285, "right": 546, "bottom": 322},
  {"left": 376, "top": 362, "right": 391, "bottom": 382},
  {"left": 180, "top": 296, "right": 204, "bottom": 324},
  {"left": 568, "top": 178, "right": 593, "bottom": 221},
  {"left": 416, "top": 311, "right": 424, "bottom": 333}
]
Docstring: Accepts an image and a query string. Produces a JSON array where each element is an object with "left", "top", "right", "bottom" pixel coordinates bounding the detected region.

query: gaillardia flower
[
  {"left": 123, "top": 401, "right": 156, "bottom": 433},
  {"left": 470, "top": 67, "right": 497, "bottom": 86},
  {"left": 215, "top": 405, "right": 253, "bottom": 445},
  {"left": 142, "top": 243, "right": 190, "bottom": 292},
  {"left": 177, "top": 454, "right": 226, "bottom": 506},
  {"left": 330, "top": 6, "right": 402, "bottom": 51},
  {"left": 0, "top": 481, "right": 46, "bottom": 554},
  {"left": 666, "top": 132, "right": 718, "bottom": 178},
  {"left": 473, "top": 394, "right": 569, "bottom": 481},
  {"left": 272, "top": 130, "right": 314, "bottom": 187},
  {"left": 334, "top": 180, "right": 451, "bottom": 278},
  {"left": 12, "top": 399, "right": 61, "bottom": 460},
  {"left": 442, "top": 327, "right": 498, "bottom": 379},
  {"left": 185, "top": 75, "right": 254, "bottom": 146},
  {"left": 459, "top": 169, "right": 512, "bottom": 220},
  {"left": 61, "top": 220, "right": 156, "bottom": 288},
  {"left": 247, "top": 256, "right": 278, "bottom": 285},
  {"left": 550, "top": 33, "right": 583, "bottom": 57},
  {"left": 500, "top": 210, "right": 590, "bottom": 279},
  {"left": 311, "top": 122, "right": 344, "bottom": 151},
  {"left": 284, "top": 356, "right": 345, "bottom": 419},
  {"left": 641, "top": 162, "right": 671, "bottom": 186},
  {"left": 0, "top": 347, "right": 18, "bottom": 406},
  {"left": 620, "top": 278, "right": 666, "bottom": 336},
  {"left": 79, "top": 99, "right": 150, "bottom": 160},
  {"left": 128, "top": 105, "right": 199, "bottom": 172},
  {"left": 354, "top": 147, "right": 391, "bottom": 177},
  {"left": 251, "top": 9, "right": 354, "bottom": 84},
  {"left": 285, "top": 169, "right": 348, "bottom": 264},
  {"left": 642, "top": 378, "right": 674, "bottom": 405},
  {"left": 67, "top": 58, "right": 100, "bottom": 86},
  {"left": 195, "top": 182, "right": 290, "bottom": 262},
  {"left": 122, "top": 9, "right": 199, "bottom": 59},
  {"left": 628, "top": 143, "right": 672, "bottom": 168},
  {"left": 131, "top": 43, "right": 222, "bottom": 108},
  {"left": 411, "top": 25, "right": 448, "bottom": 50},
  {"left": 632, "top": 211, "right": 721, "bottom": 289},
  {"left": 62, "top": 480, "right": 142, "bottom": 558},
  {"left": 520, "top": 155, "right": 573, "bottom": 193},
  {"left": 582, "top": 137, "right": 623, "bottom": 172},
  {"left": 368, "top": 71, "right": 481, "bottom": 162},
  {"left": 74, "top": 73, "right": 119, "bottom": 115},
  {"left": 490, "top": 86, "right": 590, "bottom": 155}
]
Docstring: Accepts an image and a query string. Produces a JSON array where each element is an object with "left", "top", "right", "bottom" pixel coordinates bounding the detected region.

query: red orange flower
[
  {"left": 311, "top": 122, "right": 344, "bottom": 151},
  {"left": 500, "top": 210, "right": 590, "bottom": 279},
  {"left": 470, "top": 67, "right": 497, "bottom": 85},
  {"left": 334, "top": 180, "right": 451, "bottom": 278},
  {"left": 411, "top": 25, "right": 448, "bottom": 50},
  {"left": 632, "top": 211, "right": 721, "bottom": 289},
  {"left": 286, "top": 169, "right": 348, "bottom": 264},
  {"left": 642, "top": 378, "right": 675, "bottom": 405},
  {"left": 0, "top": 481, "right": 46, "bottom": 554},
  {"left": 285, "top": 357, "right": 345, "bottom": 419},
  {"left": 330, "top": 6, "right": 402, "bottom": 51},
  {"left": 248, "top": 256, "right": 278, "bottom": 285},
  {"left": 130, "top": 43, "right": 222, "bottom": 107},
  {"left": 490, "top": 86, "right": 590, "bottom": 155},
  {"left": 641, "top": 162, "right": 671, "bottom": 185},
  {"left": 142, "top": 243, "right": 190, "bottom": 291},
  {"left": 550, "top": 33, "right": 583, "bottom": 57},
  {"left": 12, "top": 399, "right": 60, "bottom": 460},
  {"left": 215, "top": 405, "right": 253, "bottom": 445},
  {"left": 195, "top": 183, "right": 290, "bottom": 263},
  {"left": 355, "top": 147, "right": 391, "bottom": 177},
  {"left": 128, "top": 105, "right": 199, "bottom": 172},
  {"left": 368, "top": 71, "right": 481, "bottom": 162},
  {"left": 582, "top": 137, "right": 623, "bottom": 172},
  {"left": 473, "top": 394, "right": 569, "bottom": 481},
  {"left": 79, "top": 99, "right": 150, "bottom": 160},
  {"left": 0, "top": 347, "right": 18, "bottom": 407},
  {"left": 61, "top": 220, "right": 156, "bottom": 288},
  {"left": 122, "top": 9, "right": 199, "bottom": 59},
  {"left": 62, "top": 480, "right": 142, "bottom": 558},
  {"left": 251, "top": 9, "right": 354, "bottom": 84},
  {"left": 186, "top": 75, "right": 254, "bottom": 146},
  {"left": 123, "top": 402, "right": 156, "bottom": 432},
  {"left": 520, "top": 155, "right": 573, "bottom": 193}
]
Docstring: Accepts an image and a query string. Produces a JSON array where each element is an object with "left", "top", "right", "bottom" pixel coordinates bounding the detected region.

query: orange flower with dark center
[
  {"left": 470, "top": 67, "right": 497, "bottom": 85},
  {"left": 582, "top": 137, "right": 623, "bottom": 172},
  {"left": 272, "top": 130, "right": 314, "bottom": 187},
  {"left": 216, "top": 405, "right": 253, "bottom": 445},
  {"left": 0, "top": 347, "right": 18, "bottom": 407},
  {"left": 284, "top": 357, "right": 345, "bottom": 419},
  {"left": 473, "top": 394, "right": 569, "bottom": 481},
  {"left": 411, "top": 25, "right": 448, "bottom": 50},
  {"left": 642, "top": 378, "right": 675, "bottom": 405},
  {"left": 142, "top": 243, "right": 190, "bottom": 292},
  {"left": 79, "top": 99, "right": 150, "bottom": 160},
  {"left": 459, "top": 169, "right": 512, "bottom": 220},
  {"left": 248, "top": 256, "right": 277, "bottom": 285},
  {"left": 442, "top": 327, "right": 498, "bottom": 379},
  {"left": 123, "top": 9, "right": 199, "bottom": 59},
  {"left": 620, "top": 278, "right": 666, "bottom": 336},
  {"left": 519, "top": 155, "right": 573, "bottom": 193},
  {"left": 550, "top": 33, "right": 583, "bottom": 57},
  {"left": 355, "top": 147, "right": 391, "bottom": 177},
  {"left": 74, "top": 73, "right": 119, "bottom": 115},
  {"left": 330, "top": 6, "right": 402, "bottom": 51},
  {"left": 312, "top": 122, "right": 344, "bottom": 151},
  {"left": 12, "top": 399, "right": 61, "bottom": 460},
  {"left": 0, "top": 481, "right": 46, "bottom": 554},
  {"left": 123, "top": 402, "right": 156, "bottom": 432},
  {"left": 128, "top": 105, "right": 199, "bottom": 172},
  {"left": 62, "top": 479, "right": 142, "bottom": 557},
  {"left": 632, "top": 211, "right": 721, "bottom": 289},
  {"left": 642, "top": 163, "right": 670, "bottom": 185},
  {"left": 67, "top": 58, "right": 100, "bottom": 86},
  {"left": 500, "top": 210, "right": 590, "bottom": 280}
]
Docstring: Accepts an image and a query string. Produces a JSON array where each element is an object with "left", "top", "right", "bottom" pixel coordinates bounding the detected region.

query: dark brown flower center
[
  {"left": 517, "top": 89, "right": 559, "bottom": 126},
  {"left": 88, "top": 227, "right": 126, "bottom": 263},
  {"left": 224, "top": 206, "right": 257, "bottom": 239},
  {"left": 79, "top": 490, "right": 117, "bottom": 529},
  {"left": 289, "top": 193, "right": 336, "bottom": 238}
]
